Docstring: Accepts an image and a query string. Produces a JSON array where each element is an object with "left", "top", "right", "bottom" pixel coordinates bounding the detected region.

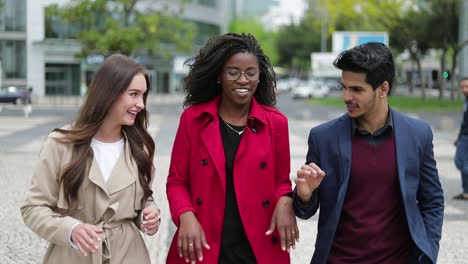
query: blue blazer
[{"left": 294, "top": 109, "right": 444, "bottom": 264}]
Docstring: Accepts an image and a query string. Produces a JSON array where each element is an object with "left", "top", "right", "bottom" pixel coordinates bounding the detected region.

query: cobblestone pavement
[{"left": 1, "top": 102, "right": 467, "bottom": 264}]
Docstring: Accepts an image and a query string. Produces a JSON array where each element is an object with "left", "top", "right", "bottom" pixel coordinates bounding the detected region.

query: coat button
[
  {"left": 262, "top": 200, "right": 270, "bottom": 207},
  {"left": 196, "top": 198, "right": 202, "bottom": 205},
  {"left": 271, "top": 236, "right": 278, "bottom": 244},
  {"left": 260, "top": 162, "right": 266, "bottom": 169},
  {"left": 201, "top": 159, "right": 208, "bottom": 166}
]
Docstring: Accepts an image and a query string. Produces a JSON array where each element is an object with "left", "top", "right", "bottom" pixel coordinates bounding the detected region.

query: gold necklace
[{"left": 220, "top": 117, "right": 245, "bottom": 135}]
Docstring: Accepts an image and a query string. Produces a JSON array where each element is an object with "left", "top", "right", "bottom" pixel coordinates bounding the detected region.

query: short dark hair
[
  {"left": 333, "top": 42, "right": 395, "bottom": 91},
  {"left": 461, "top": 77, "right": 468, "bottom": 82},
  {"left": 183, "top": 33, "right": 276, "bottom": 108}
]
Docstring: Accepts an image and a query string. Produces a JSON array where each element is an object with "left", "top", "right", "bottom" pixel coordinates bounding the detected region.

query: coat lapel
[
  {"left": 88, "top": 158, "right": 109, "bottom": 196},
  {"left": 337, "top": 115, "right": 352, "bottom": 186},
  {"left": 392, "top": 109, "right": 408, "bottom": 199},
  {"left": 106, "top": 143, "right": 137, "bottom": 196},
  {"left": 201, "top": 116, "right": 227, "bottom": 192}
]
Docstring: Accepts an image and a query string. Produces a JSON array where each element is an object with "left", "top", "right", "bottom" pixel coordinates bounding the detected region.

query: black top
[
  {"left": 458, "top": 97, "right": 468, "bottom": 138},
  {"left": 218, "top": 117, "right": 257, "bottom": 264}
]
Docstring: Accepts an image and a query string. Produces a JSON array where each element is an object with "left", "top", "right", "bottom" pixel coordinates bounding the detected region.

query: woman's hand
[
  {"left": 266, "top": 196, "right": 299, "bottom": 252},
  {"left": 141, "top": 207, "right": 161, "bottom": 235},
  {"left": 178, "top": 211, "right": 210, "bottom": 263},
  {"left": 71, "top": 223, "right": 104, "bottom": 256}
]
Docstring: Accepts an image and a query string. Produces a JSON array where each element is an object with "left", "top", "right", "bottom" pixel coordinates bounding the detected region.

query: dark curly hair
[
  {"left": 333, "top": 42, "right": 395, "bottom": 93},
  {"left": 183, "top": 33, "right": 277, "bottom": 108}
]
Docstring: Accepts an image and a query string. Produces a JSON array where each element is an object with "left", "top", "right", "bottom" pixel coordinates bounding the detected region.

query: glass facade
[
  {"left": 45, "top": 64, "right": 81, "bottom": 95},
  {"left": 0, "top": 40, "right": 26, "bottom": 79},
  {"left": 186, "top": 0, "right": 216, "bottom": 7},
  {"left": 0, "top": 0, "right": 26, "bottom": 31},
  {"left": 193, "top": 21, "right": 220, "bottom": 47}
]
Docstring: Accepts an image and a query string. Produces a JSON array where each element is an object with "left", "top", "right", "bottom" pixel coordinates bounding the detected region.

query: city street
[{"left": 1, "top": 93, "right": 467, "bottom": 263}]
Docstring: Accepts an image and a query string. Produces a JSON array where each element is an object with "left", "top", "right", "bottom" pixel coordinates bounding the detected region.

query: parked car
[
  {"left": 0, "top": 86, "right": 32, "bottom": 105},
  {"left": 292, "top": 79, "right": 330, "bottom": 99},
  {"left": 276, "top": 77, "right": 302, "bottom": 93}
]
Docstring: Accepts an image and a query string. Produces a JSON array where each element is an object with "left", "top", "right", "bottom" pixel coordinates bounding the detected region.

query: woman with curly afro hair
[{"left": 166, "top": 33, "right": 297, "bottom": 264}]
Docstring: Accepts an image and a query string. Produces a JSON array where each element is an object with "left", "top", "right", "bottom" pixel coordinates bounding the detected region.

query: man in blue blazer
[{"left": 293, "top": 42, "right": 444, "bottom": 264}]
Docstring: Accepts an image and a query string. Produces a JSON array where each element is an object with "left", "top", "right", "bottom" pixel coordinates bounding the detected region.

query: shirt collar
[{"left": 352, "top": 107, "right": 393, "bottom": 136}]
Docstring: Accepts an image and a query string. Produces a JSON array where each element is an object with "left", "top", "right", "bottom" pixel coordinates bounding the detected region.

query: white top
[
  {"left": 91, "top": 137, "right": 124, "bottom": 182},
  {"left": 69, "top": 137, "right": 124, "bottom": 248}
]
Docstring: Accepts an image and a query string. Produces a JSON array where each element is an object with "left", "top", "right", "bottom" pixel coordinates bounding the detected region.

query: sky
[{"left": 262, "top": 0, "right": 307, "bottom": 31}]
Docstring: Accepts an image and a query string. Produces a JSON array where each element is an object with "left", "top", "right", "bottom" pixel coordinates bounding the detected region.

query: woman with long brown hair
[{"left": 21, "top": 54, "right": 160, "bottom": 263}]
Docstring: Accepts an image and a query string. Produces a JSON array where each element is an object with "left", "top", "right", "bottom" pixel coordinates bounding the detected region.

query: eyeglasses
[{"left": 223, "top": 69, "right": 260, "bottom": 81}]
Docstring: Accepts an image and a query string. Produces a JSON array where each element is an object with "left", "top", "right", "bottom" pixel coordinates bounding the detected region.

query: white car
[
  {"left": 276, "top": 77, "right": 302, "bottom": 93},
  {"left": 292, "top": 80, "right": 330, "bottom": 99}
]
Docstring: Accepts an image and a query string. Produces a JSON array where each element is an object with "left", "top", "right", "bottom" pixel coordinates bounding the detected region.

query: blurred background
[
  {"left": 2, "top": 2, "right": 468, "bottom": 263},
  {"left": 0, "top": 0, "right": 467, "bottom": 105}
]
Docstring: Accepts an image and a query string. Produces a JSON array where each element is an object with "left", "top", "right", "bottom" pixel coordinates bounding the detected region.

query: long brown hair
[{"left": 55, "top": 54, "right": 155, "bottom": 213}]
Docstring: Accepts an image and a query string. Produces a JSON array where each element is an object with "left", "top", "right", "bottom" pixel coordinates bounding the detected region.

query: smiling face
[
  {"left": 105, "top": 73, "right": 147, "bottom": 129},
  {"left": 219, "top": 52, "right": 260, "bottom": 108},
  {"left": 341, "top": 70, "right": 387, "bottom": 121}
]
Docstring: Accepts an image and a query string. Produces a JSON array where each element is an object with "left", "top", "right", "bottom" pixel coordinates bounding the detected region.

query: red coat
[{"left": 166, "top": 96, "right": 292, "bottom": 264}]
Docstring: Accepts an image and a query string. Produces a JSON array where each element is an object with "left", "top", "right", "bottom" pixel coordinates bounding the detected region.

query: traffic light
[
  {"left": 432, "top": 70, "right": 438, "bottom": 81},
  {"left": 443, "top": 71, "right": 450, "bottom": 80}
]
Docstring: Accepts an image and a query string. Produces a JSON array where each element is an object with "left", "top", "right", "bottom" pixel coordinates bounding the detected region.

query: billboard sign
[{"left": 332, "top": 31, "right": 389, "bottom": 53}]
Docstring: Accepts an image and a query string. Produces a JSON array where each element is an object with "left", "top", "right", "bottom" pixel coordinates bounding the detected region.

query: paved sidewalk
[{"left": 1, "top": 105, "right": 467, "bottom": 263}]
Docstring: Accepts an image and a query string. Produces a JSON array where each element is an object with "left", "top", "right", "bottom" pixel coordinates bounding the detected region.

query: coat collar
[
  {"left": 88, "top": 132, "right": 137, "bottom": 196},
  {"left": 87, "top": 132, "right": 138, "bottom": 219},
  {"left": 194, "top": 96, "right": 269, "bottom": 193},
  {"left": 191, "top": 96, "right": 268, "bottom": 128}
]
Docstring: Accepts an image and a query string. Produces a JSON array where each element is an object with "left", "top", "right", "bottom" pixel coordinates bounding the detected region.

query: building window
[
  {"left": 193, "top": 21, "right": 220, "bottom": 46},
  {"left": 0, "top": 40, "right": 26, "bottom": 79},
  {"left": 185, "top": 0, "right": 216, "bottom": 7},
  {"left": 45, "top": 64, "right": 81, "bottom": 95},
  {"left": 0, "top": 0, "right": 26, "bottom": 32},
  {"left": 198, "top": 0, "right": 216, "bottom": 7}
]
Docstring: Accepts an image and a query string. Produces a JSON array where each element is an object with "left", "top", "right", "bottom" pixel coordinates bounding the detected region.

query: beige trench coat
[{"left": 20, "top": 131, "right": 157, "bottom": 264}]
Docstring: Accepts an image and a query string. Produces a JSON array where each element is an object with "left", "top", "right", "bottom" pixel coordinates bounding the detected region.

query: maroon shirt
[{"left": 328, "top": 132, "right": 412, "bottom": 264}]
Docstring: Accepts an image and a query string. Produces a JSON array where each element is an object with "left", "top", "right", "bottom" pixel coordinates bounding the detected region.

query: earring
[
  {"left": 258, "top": 80, "right": 260, "bottom": 83},
  {"left": 217, "top": 80, "right": 220, "bottom": 84}
]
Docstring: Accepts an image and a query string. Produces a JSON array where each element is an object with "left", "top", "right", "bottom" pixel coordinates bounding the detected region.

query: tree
[
  {"left": 230, "top": 18, "right": 278, "bottom": 65},
  {"left": 424, "top": 0, "right": 461, "bottom": 100},
  {"left": 275, "top": 16, "right": 321, "bottom": 72},
  {"left": 48, "top": 0, "right": 196, "bottom": 58},
  {"left": 388, "top": 4, "right": 432, "bottom": 99},
  {"left": 275, "top": 0, "right": 406, "bottom": 73}
]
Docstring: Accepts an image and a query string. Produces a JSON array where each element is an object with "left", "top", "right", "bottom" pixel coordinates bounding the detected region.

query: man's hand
[{"left": 295, "top": 163, "right": 326, "bottom": 203}]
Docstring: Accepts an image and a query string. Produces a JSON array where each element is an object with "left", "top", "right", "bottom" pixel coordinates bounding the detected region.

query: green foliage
[
  {"left": 275, "top": 0, "right": 406, "bottom": 71},
  {"left": 50, "top": 0, "right": 196, "bottom": 58},
  {"left": 229, "top": 18, "right": 278, "bottom": 65},
  {"left": 316, "top": 0, "right": 404, "bottom": 32},
  {"left": 275, "top": 17, "right": 321, "bottom": 71},
  {"left": 309, "top": 95, "right": 463, "bottom": 112}
]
